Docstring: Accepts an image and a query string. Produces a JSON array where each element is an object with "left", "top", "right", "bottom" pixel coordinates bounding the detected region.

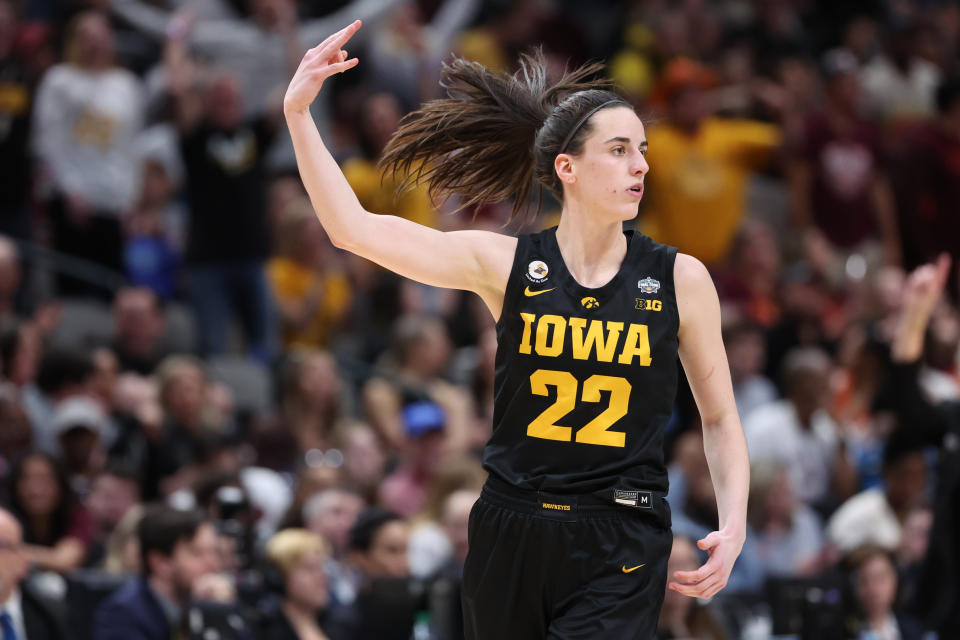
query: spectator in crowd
[
  {"left": 749, "top": 461, "right": 825, "bottom": 578},
  {"left": 875, "top": 253, "right": 960, "bottom": 636},
  {"left": 92, "top": 505, "right": 220, "bottom": 640},
  {"left": 336, "top": 422, "right": 387, "bottom": 503},
  {"left": 122, "top": 155, "right": 183, "bottom": 300},
  {"left": 260, "top": 528, "right": 339, "bottom": 640},
  {"left": 267, "top": 201, "right": 351, "bottom": 350},
  {"left": 6, "top": 452, "right": 90, "bottom": 573},
  {"left": 891, "top": 78, "right": 960, "bottom": 298},
  {"left": 787, "top": 48, "right": 901, "bottom": 266},
  {"left": 743, "top": 346, "right": 857, "bottom": 512},
  {"left": 111, "top": 287, "right": 167, "bottom": 376},
  {"left": 32, "top": 10, "right": 145, "bottom": 296},
  {"left": 164, "top": 25, "right": 279, "bottom": 361},
  {"left": 49, "top": 395, "right": 109, "bottom": 494},
  {"left": 640, "top": 57, "right": 781, "bottom": 266},
  {"left": 302, "top": 487, "right": 364, "bottom": 607},
  {"left": 84, "top": 464, "right": 141, "bottom": 567},
  {"left": 29, "top": 348, "right": 95, "bottom": 456},
  {"left": 0, "top": 506, "right": 68, "bottom": 640},
  {"left": 379, "top": 401, "right": 449, "bottom": 518},
  {"left": 848, "top": 545, "right": 925, "bottom": 640},
  {"left": 348, "top": 507, "right": 408, "bottom": 581},
  {"left": 655, "top": 535, "right": 727, "bottom": 640},
  {"left": 363, "top": 314, "right": 471, "bottom": 451},
  {"left": 723, "top": 320, "right": 778, "bottom": 423},
  {"left": 340, "top": 91, "right": 438, "bottom": 228},
  {"left": 859, "top": 24, "right": 940, "bottom": 126},
  {"left": 110, "top": 0, "right": 405, "bottom": 137},
  {"left": 714, "top": 220, "right": 782, "bottom": 330},
  {"left": 826, "top": 430, "right": 929, "bottom": 554},
  {"left": 279, "top": 348, "right": 345, "bottom": 454}
]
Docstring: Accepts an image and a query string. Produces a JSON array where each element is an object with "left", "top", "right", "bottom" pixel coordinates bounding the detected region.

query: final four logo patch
[{"left": 638, "top": 277, "right": 660, "bottom": 294}]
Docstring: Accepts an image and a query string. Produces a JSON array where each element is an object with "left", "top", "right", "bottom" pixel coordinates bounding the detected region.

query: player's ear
[{"left": 554, "top": 153, "right": 576, "bottom": 185}]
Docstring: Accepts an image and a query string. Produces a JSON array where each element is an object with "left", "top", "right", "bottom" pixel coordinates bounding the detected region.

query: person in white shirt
[
  {"left": 743, "top": 346, "right": 857, "bottom": 510},
  {"left": 32, "top": 10, "right": 145, "bottom": 295}
]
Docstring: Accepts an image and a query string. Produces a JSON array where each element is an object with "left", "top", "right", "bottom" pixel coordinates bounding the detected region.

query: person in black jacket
[
  {"left": 92, "top": 505, "right": 220, "bottom": 640},
  {"left": 875, "top": 253, "right": 958, "bottom": 637},
  {"left": 0, "top": 506, "right": 68, "bottom": 640}
]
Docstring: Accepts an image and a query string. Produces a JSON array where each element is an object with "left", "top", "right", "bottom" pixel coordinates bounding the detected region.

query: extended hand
[
  {"left": 902, "top": 253, "right": 951, "bottom": 321},
  {"left": 284, "top": 20, "right": 361, "bottom": 114},
  {"left": 668, "top": 529, "right": 743, "bottom": 599}
]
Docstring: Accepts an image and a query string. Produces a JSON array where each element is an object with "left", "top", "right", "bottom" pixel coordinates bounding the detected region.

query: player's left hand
[{"left": 668, "top": 528, "right": 743, "bottom": 599}]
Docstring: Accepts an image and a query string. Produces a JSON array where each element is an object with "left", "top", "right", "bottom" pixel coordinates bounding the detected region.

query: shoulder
[
  {"left": 674, "top": 254, "right": 718, "bottom": 309},
  {"left": 21, "top": 585, "right": 67, "bottom": 639},
  {"left": 96, "top": 578, "right": 155, "bottom": 616},
  {"left": 36, "top": 64, "right": 71, "bottom": 91}
]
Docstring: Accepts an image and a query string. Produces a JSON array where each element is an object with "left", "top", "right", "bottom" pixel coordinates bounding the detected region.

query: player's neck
[{"left": 555, "top": 214, "right": 627, "bottom": 289}]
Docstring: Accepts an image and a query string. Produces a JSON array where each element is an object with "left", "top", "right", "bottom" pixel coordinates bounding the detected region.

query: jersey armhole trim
[
  {"left": 664, "top": 245, "right": 681, "bottom": 338},
  {"left": 494, "top": 234, "right": 526, "bottom": 331}
]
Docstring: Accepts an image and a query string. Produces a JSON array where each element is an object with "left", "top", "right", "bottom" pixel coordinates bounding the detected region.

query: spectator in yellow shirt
[
  {"left": 341, "top": 92, "right": 437, "bottom": 228},
  {"left": 640, "top": 58, "right": 781, "bottom": 266},
  {"left": 268, "top": 199, "right": 351, "bottom": 348}
]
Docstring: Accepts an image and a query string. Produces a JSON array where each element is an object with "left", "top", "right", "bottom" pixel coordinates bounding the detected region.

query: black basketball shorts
[{"left": 461, "top": 476, "right": 673, "bottom": 640}]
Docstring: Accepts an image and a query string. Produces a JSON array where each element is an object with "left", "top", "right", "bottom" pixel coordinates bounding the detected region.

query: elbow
[{"left": 328, "top": 231, "right": 354, "bottom": 252}]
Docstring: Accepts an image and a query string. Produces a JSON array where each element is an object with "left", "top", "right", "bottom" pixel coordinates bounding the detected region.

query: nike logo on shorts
[{"left": 621, "top": 564, "right": 646, "bottom": 573}]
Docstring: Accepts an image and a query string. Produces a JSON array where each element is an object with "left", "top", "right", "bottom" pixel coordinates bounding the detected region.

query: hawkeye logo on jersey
[
  {"left": 635, "top": 298, "right": 662, "bottom": 311},
  {"left": 581, "top": 296, "right": 599, "bottom": 311},
  {"left": 526, "top": 260, "right": 549, "bottom": 283},
  {"left": 638, "top": 277, "right": 660, "bottom": 294}
]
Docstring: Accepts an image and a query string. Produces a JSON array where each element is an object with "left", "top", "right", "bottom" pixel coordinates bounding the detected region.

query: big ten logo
[{"left": 634, "top": 298, "right": 662, "bottom": 311}]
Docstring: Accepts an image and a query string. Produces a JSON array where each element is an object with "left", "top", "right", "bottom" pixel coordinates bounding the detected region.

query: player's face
[{"left": 560, "top": 106, "right": 649, "bottom": 222}]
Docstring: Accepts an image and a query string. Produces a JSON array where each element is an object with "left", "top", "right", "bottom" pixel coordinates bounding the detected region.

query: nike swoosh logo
[
  {"left": 621, "top": 564, "right": 646, "bottom": 573},
  {"left": 524, "top": 286, "right": 555, "bottom": 297}
]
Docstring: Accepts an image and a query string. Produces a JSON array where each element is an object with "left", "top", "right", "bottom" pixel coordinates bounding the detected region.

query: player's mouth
[{"left": 627, "top": 183, "right": 644, "bottom": 198}]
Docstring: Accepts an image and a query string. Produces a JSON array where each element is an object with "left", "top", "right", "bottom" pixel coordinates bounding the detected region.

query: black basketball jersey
[{"left": 485, "top": 225, "right": 679, "bottom": 496}]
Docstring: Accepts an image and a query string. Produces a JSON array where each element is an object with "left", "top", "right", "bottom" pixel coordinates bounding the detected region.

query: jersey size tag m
[{"left": 614, "top": 489, "right": 653, "bottom": 509}]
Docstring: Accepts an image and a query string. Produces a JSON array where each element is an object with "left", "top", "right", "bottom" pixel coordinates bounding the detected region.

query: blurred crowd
[{"left": 1, "top": 0, "right": 960, "bottom": 638}]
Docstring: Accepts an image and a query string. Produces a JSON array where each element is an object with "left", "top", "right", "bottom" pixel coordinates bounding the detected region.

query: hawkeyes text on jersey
[{"left": 486, "top": 226, "right": 679, "bottom": 496}]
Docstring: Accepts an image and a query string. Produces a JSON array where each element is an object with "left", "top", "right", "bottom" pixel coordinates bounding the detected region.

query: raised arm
[
  {"left": 283, "top": 21, "right": 515, "bottom": 319},
  {"left": 669, "top": 253, "right": 749, "bottom": 600}
]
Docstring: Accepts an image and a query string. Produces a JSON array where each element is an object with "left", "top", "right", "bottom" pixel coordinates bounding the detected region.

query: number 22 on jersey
[{"left": 527, "top": 370, "right": 633, "bottom": 448}]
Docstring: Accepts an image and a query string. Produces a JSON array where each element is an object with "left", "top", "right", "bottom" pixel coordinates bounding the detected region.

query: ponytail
[{"left": 379, "top": 51, "right": 627, "bottom": 223}]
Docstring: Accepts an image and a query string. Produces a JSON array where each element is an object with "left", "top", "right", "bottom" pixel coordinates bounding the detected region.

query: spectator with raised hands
[{"left": 876, "top": 253, "right": 959, "bottom": 636}]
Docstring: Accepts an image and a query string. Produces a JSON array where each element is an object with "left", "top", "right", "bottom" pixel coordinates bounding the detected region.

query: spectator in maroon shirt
[
  {"left": 787, "top": 49, "right": 901, "bottom": 265},
  {"left": 890, "top": 77, "right": 960, "bottom": 300}
]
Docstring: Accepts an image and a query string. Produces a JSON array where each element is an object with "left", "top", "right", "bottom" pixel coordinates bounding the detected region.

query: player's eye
[{"left": 612, "top": 146, "right": 625, "bottom": 155}]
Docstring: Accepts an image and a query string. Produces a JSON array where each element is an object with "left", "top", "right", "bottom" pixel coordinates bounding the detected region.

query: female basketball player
[{"left": 284, "top": 21, "right": 749, "bottom": 639}]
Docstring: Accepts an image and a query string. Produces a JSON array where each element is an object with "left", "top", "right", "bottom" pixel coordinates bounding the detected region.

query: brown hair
[{"left": 379, "top": 51, "right": 629, "bottom": 223}]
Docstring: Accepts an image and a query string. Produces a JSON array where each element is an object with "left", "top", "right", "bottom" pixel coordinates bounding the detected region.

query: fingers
[
  {"left": 669, "top": 573, "right": 726, "bottom": 599},
  {"left": 672, "top": 553, "right": 722, "bottom": 584},
  {"left": 697, "top": 532, "right": 721, "bottom": 551},
  {"left": 313, "top": 20, "right": 362, "bottom": 57},
  {"left": 935, "top": 252, "right": 952, "bottom": 286}
]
